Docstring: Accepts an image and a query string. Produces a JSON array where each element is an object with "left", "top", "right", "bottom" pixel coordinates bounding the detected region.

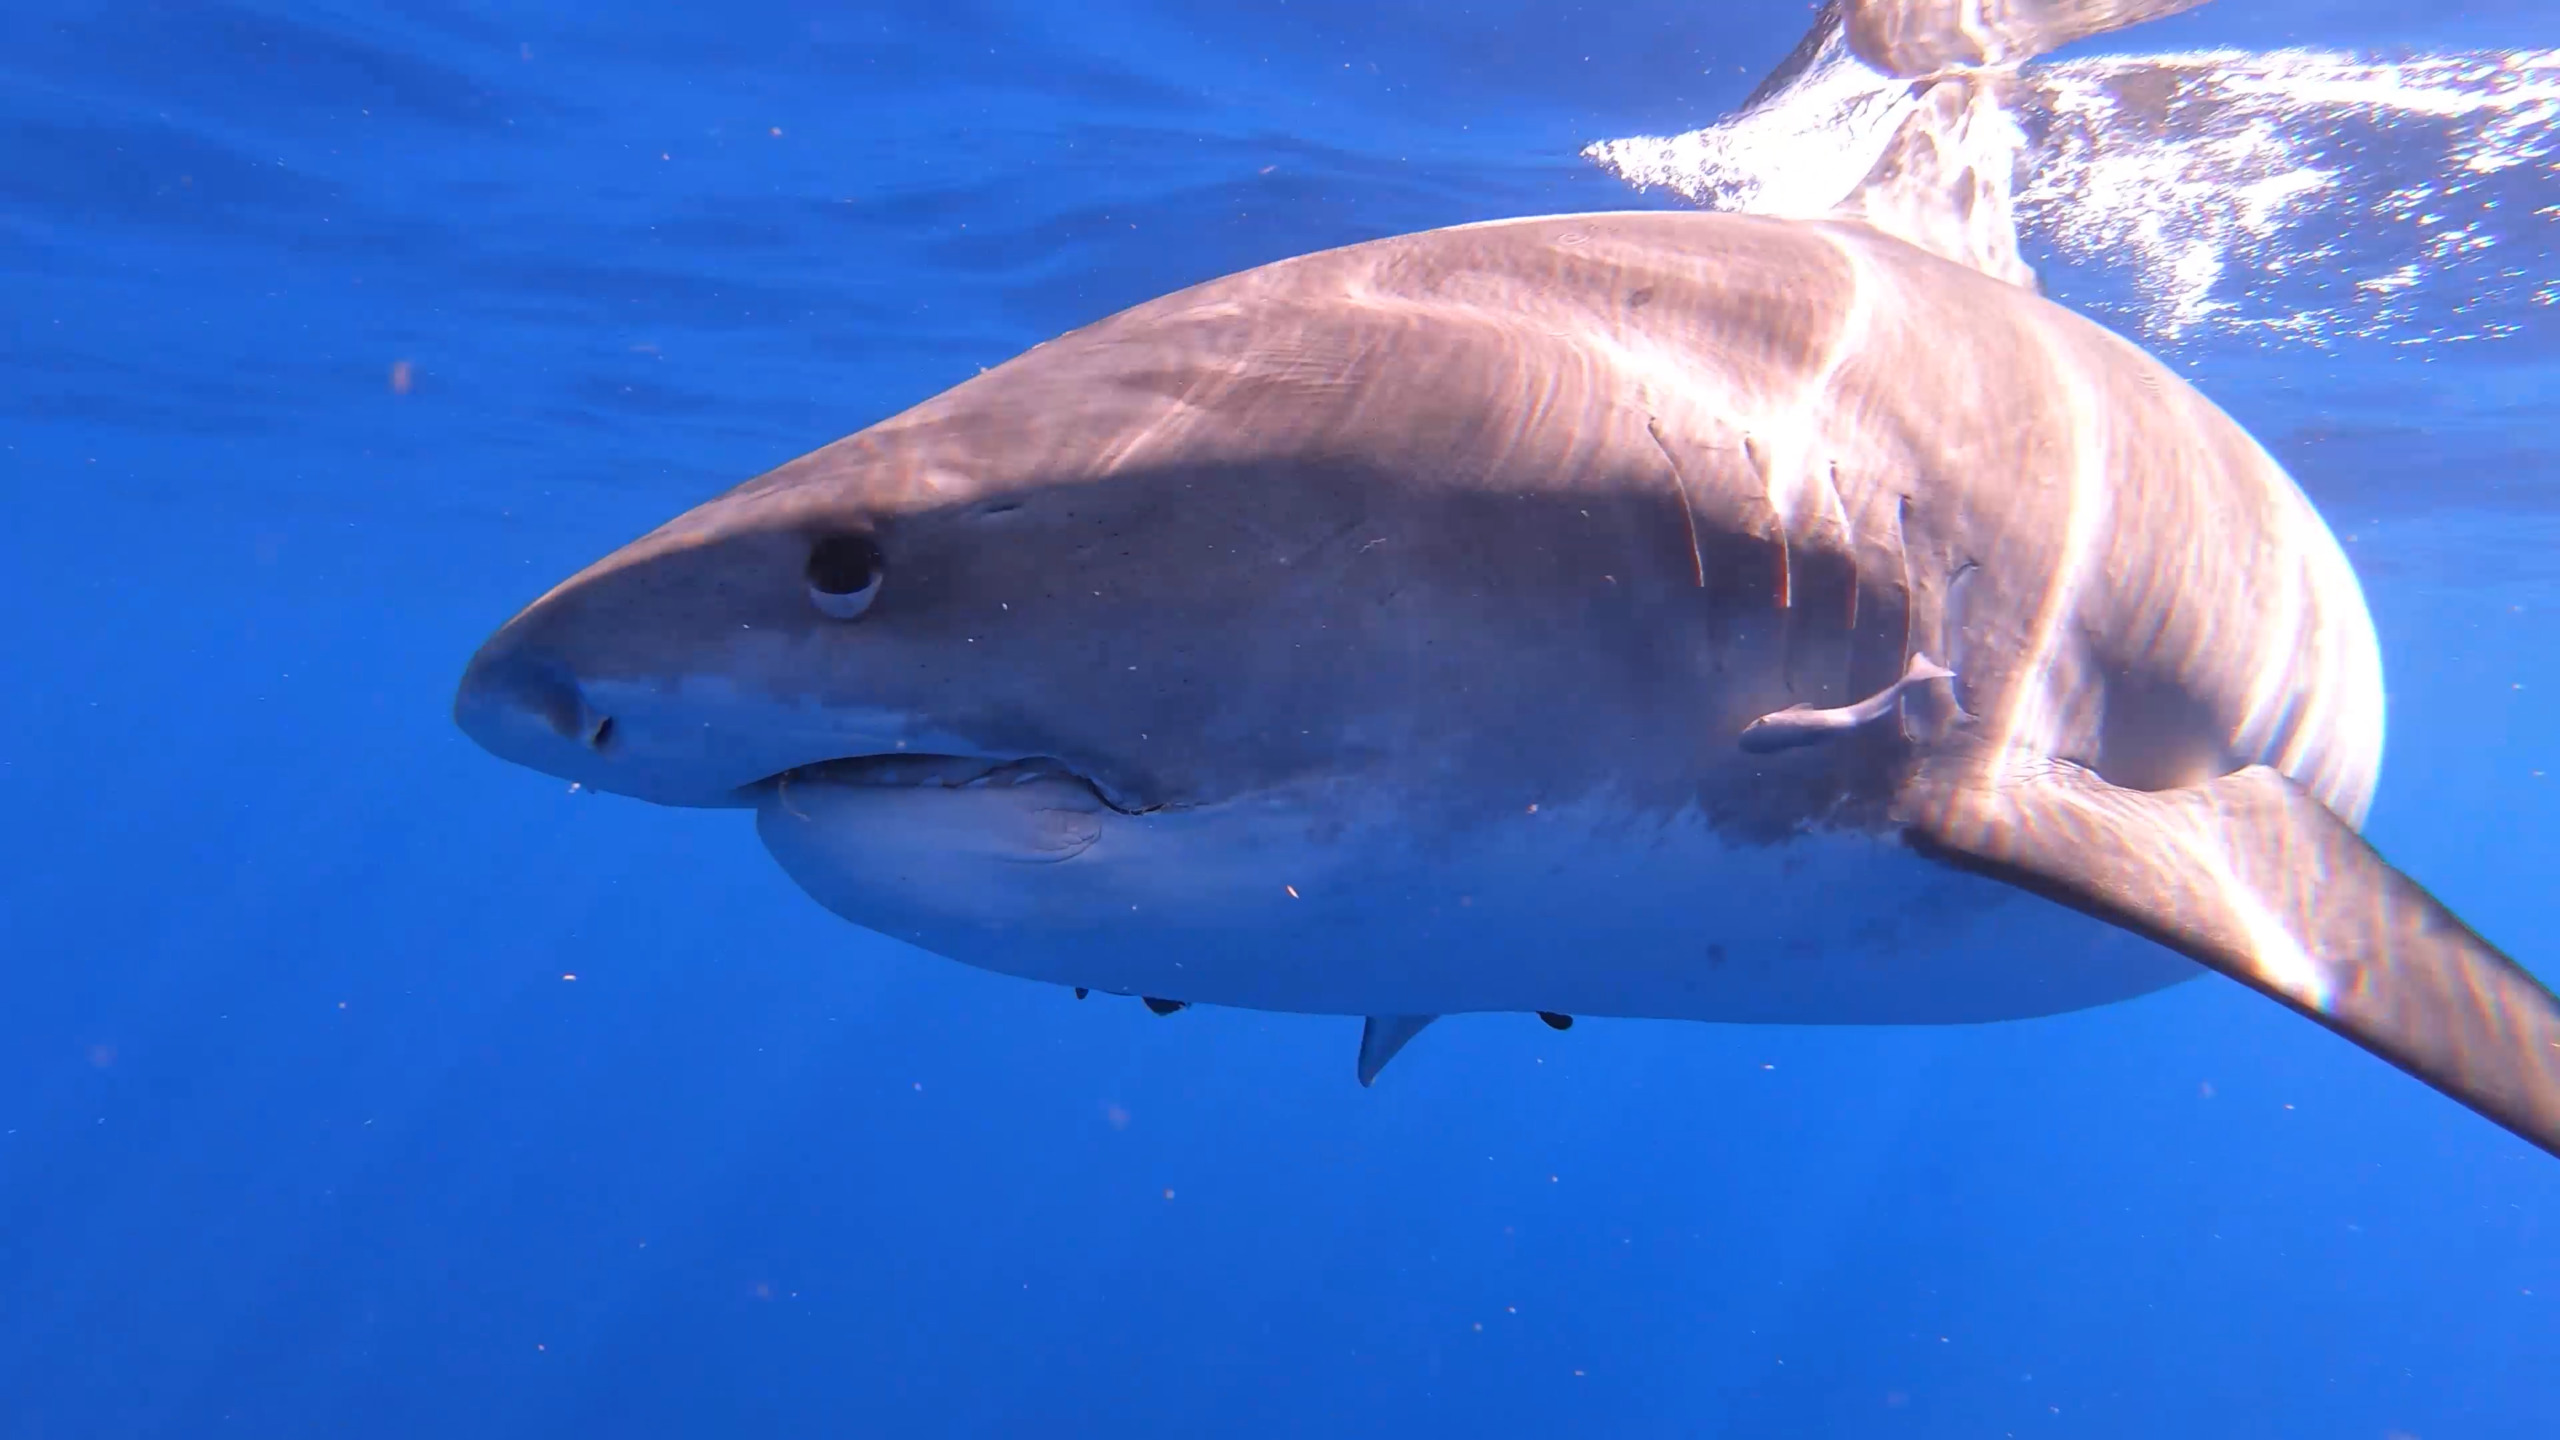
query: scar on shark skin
[
  {"left": 1738, "top": 652, "right": 1957, "bottom": 753},
  {"left": 774, "top": 769, "right": 813, "bottom": 822}
]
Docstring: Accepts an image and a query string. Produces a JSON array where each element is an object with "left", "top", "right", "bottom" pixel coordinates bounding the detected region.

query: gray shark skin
[{"left": 453, "top": 206, "right": 2560, "bottom": 1156}]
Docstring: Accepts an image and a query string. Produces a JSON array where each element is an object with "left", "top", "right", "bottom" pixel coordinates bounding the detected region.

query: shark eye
[{"left": 805, "top": 533, "right": 885, "bottom": 620}]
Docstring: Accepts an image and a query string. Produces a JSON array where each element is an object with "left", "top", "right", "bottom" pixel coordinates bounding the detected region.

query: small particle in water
[
  {"left": 561, "top": 974, "right": 576, "bottom": 981},
  {"left": 1285, "top": 885, "right": 1300, "bottom": 898}
]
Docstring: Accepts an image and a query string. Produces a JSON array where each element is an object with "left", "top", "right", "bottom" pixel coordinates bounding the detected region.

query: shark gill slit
[
  {"left": 1743, "top": 435, "right": 1793, "bottom": 610},
  {"left": 1646, "top": 417, "right": 1708, "bottom": 589},
  {"left": 1830, "top": 461, "right": 1858, "bottom": 631},
  {"left": 1890, "top": 493, "right": 1921, "bottom": 740},
  {"left": 1736, "top": 432, "right": 1799, "bottom": 688},
  {"left": 1670, "top": 425, "right": 1783, "bottom": 670},
  {"left": 1771, "top": 451, "right": 1861, "bottom": 701},
  {"left": 1894, "top": 495, "right": 1913, "bottom": 614}
]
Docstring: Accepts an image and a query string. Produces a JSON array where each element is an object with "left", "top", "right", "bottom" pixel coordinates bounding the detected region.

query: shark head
[
  {"left": 459, "top": 382, "right": 1322, "bottom": 944},
  {"left": 450, "top": 276, "right": 1752, "bottom": 964},
  {"left": 455, "top": 357, "right": 1385, "bottom": 821}
]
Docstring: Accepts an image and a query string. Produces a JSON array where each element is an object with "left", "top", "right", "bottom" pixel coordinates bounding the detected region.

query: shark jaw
[
  {"left": 758, "top": 754, "right": 1163, "bottom": 821},
  {"left": 453, "top": 642, "right": 1176, "bottom": 819}
]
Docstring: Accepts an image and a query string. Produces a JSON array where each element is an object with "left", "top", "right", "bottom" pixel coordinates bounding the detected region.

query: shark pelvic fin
[{"left": 1357, "top": 1015, "right": 1438, "bottom": 1087}]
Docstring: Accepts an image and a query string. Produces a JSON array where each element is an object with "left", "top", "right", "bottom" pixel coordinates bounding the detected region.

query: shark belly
[{"left": 753, "top": 776, "right": 2199, "bottom": 1023}]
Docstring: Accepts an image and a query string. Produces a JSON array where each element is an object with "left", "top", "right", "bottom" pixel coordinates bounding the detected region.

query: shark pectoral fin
[
  {"left": 1357, "top": 1014, "right": 1438, "bottom": 1087},
  {"left": 1902, "top": 759, "right": 2560, "bottom": 1157}
]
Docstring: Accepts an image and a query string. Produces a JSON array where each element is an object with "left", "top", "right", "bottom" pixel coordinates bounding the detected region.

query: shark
[{"left": 453, "top": 0, "right": 2560, "bottom": 1156}]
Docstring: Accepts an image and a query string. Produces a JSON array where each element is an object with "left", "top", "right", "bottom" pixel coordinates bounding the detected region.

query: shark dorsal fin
[
  {"left": 1831, "top": 71, "right": 2038, "bottom": 287},
  {"left": 1816, "top": 0, "right": 2216, "bottom": 287},
  {"left": 1841, "top": 0, "right": 2215, "bottom": 76}
]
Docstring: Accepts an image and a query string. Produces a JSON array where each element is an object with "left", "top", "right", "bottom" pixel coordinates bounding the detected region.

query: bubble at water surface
[{"left": 1586, "top": 42, "right": 2560, "bottom": 349}]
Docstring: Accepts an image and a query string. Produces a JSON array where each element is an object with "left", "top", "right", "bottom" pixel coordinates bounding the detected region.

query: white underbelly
[{"left": 753, "top": 775, "right": 2201, "bottom": 1024}]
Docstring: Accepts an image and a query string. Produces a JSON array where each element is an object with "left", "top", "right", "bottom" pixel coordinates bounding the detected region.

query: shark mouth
[{"left": 758, "top": 754, "right": 1161, "bottom": 817}]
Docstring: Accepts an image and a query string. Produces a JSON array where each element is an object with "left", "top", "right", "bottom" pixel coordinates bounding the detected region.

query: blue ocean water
[{"left": 4, "top": 1, "right": 2556, "bottom": 1435}]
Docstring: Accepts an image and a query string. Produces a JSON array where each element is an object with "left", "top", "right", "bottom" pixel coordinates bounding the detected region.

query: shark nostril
[{"left": 453, "top": 645, "right": 599, "bottom": 754}]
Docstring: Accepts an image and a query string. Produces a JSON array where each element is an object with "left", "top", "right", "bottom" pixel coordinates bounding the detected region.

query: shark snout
[
  {"left": 452, "top": 625, "right": 896, "bottom": 810},
  {"left": 453, "top": 642, "right": 617, "bottom": 780}
]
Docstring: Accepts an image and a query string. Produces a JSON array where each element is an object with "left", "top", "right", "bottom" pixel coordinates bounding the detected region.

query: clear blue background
[{"left": 3, "top": 2, "right": 2554, "bottom": 1435}]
